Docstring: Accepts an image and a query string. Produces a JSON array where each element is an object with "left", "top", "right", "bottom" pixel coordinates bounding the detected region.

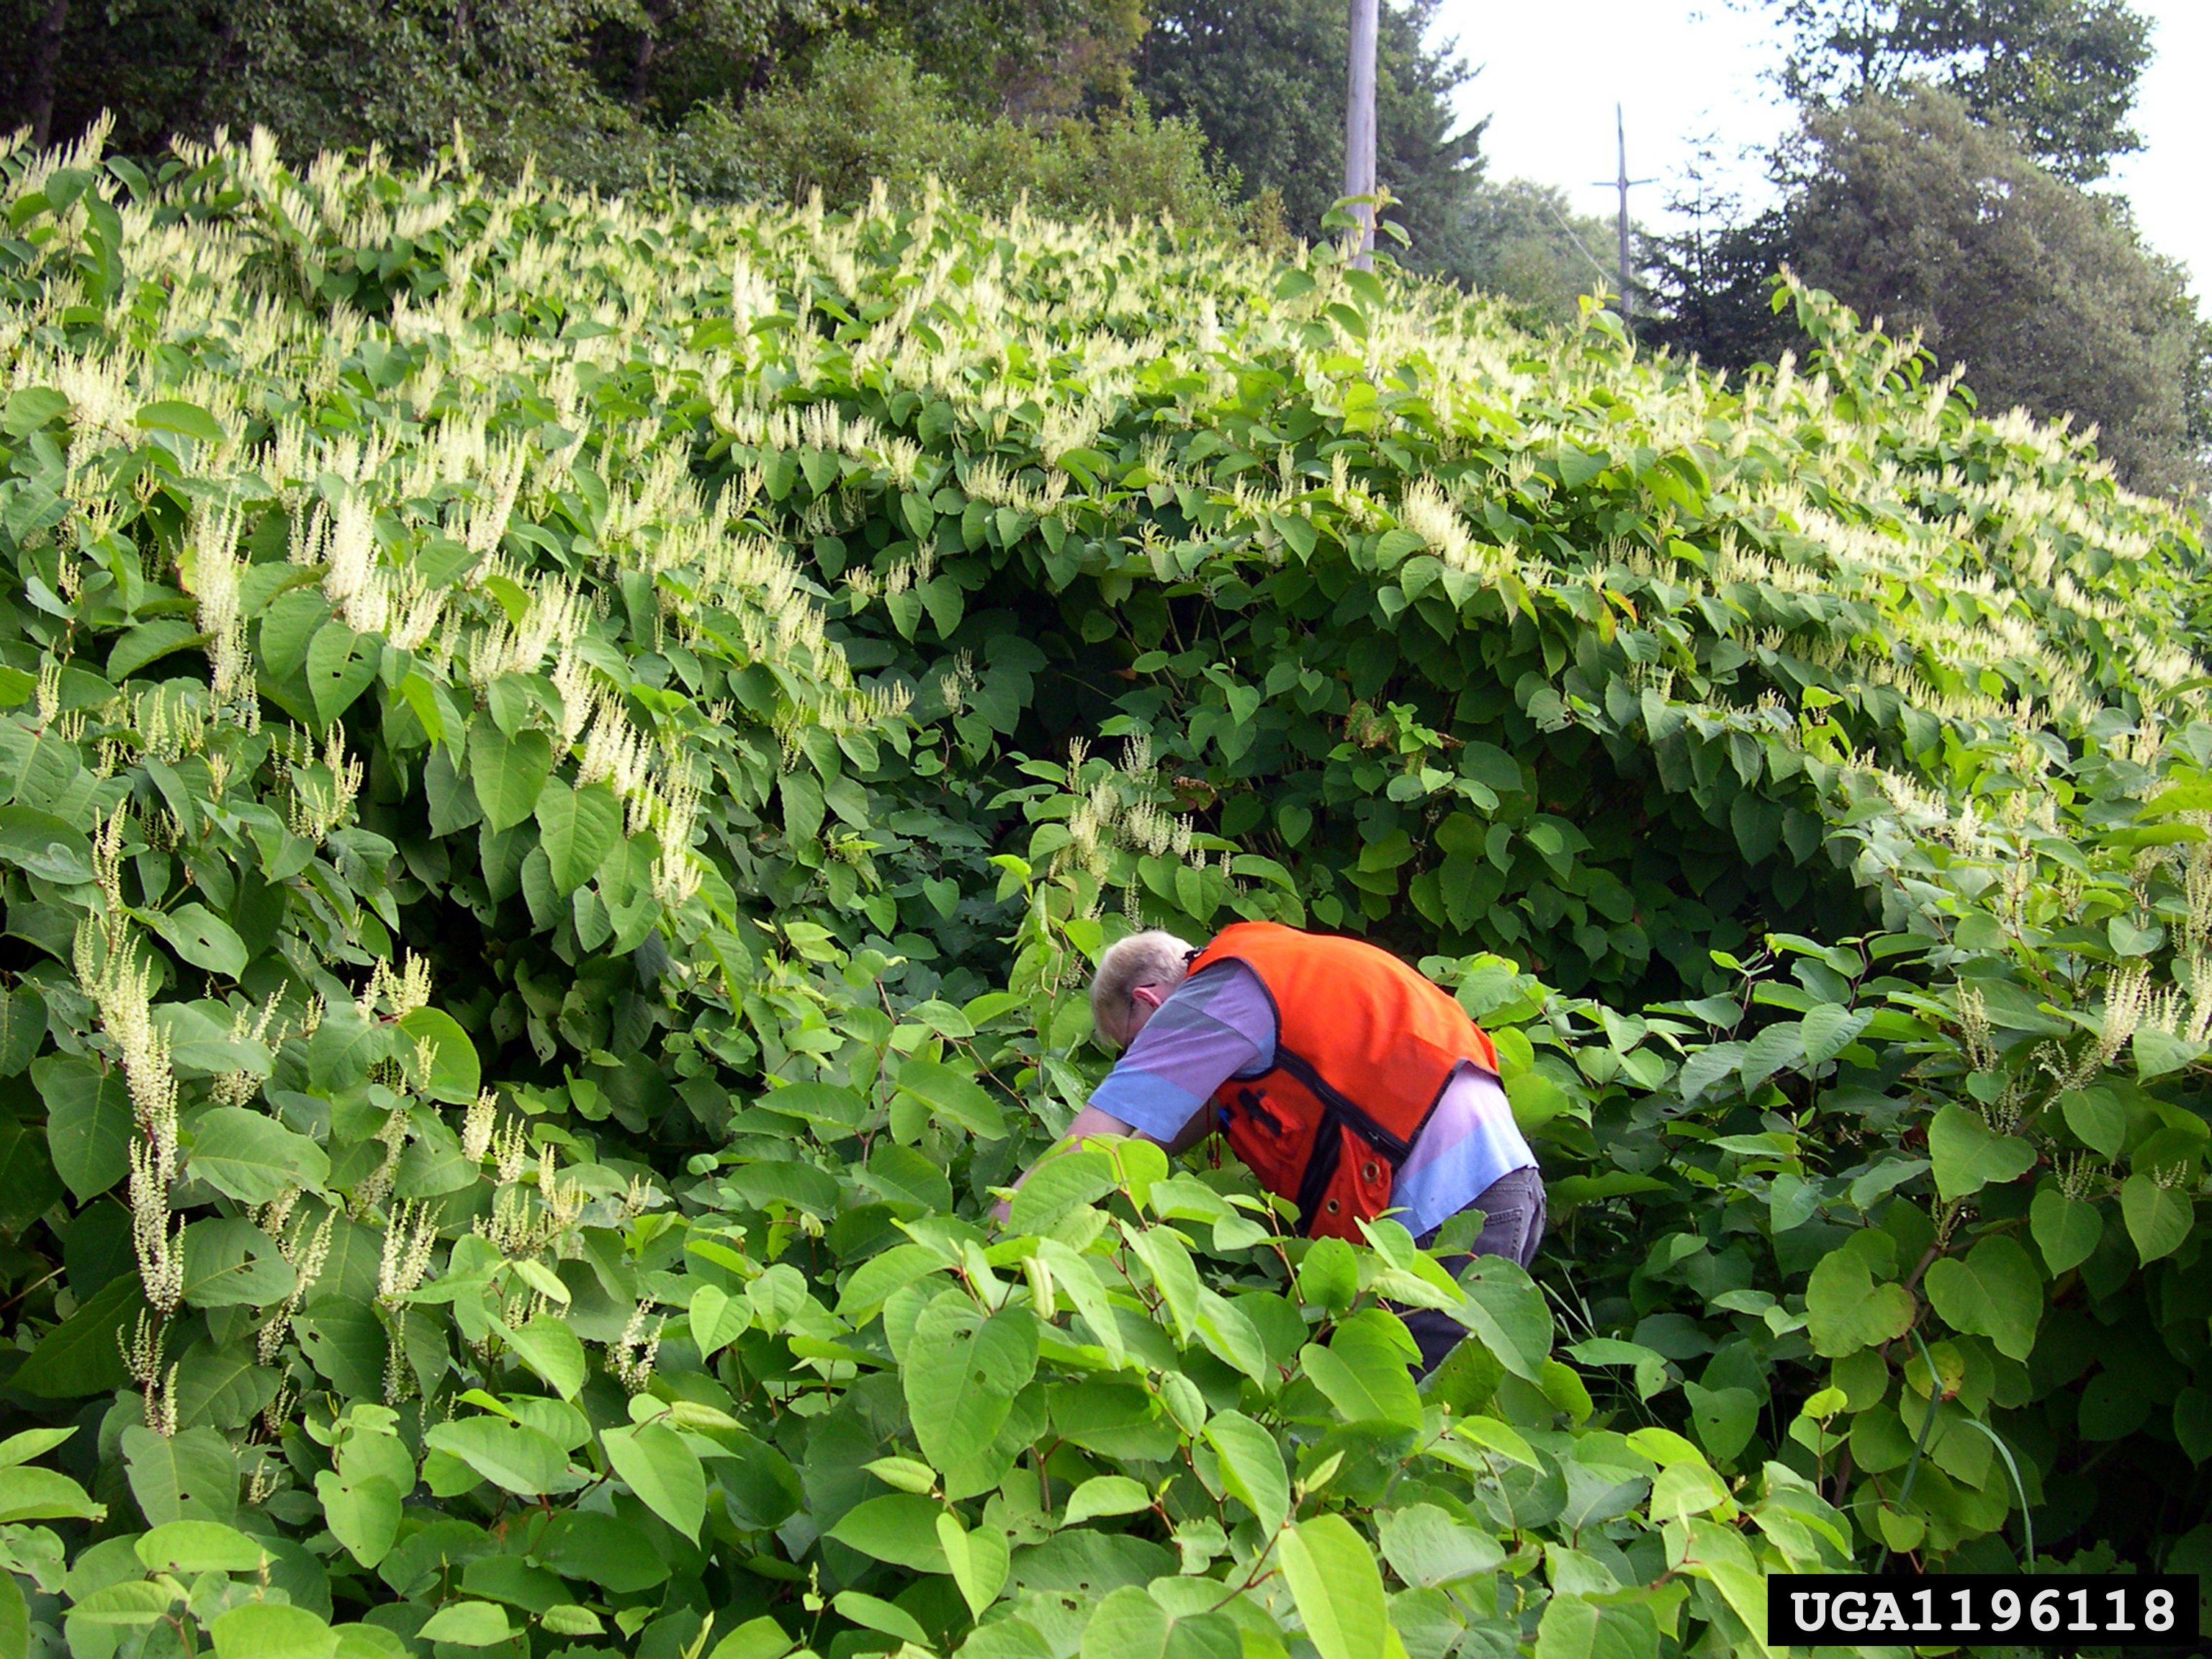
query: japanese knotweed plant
[{"left": 1, "top": 119, "right": 2211, "bottom": 1659}]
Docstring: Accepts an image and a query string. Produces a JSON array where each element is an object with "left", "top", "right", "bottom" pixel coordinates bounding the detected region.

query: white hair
[{"left": 1090, "top": 928, "right": 1197, "bottom": 1047}]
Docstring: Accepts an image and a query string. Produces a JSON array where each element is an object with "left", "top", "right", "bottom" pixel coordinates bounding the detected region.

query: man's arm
[{"left": 992, "top": 1100, "right": 1213, "bottom": 1224}]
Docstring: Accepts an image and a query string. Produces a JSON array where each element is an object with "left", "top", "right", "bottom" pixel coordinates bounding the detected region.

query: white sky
[{"left": 1432, "top": 0, "right": 2211, "bottom": 302}]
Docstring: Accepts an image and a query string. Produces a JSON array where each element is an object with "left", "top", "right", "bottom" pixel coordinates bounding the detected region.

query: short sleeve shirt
[{"left": 1087, "top": 961, "right": 1536, "bottom": 1235}]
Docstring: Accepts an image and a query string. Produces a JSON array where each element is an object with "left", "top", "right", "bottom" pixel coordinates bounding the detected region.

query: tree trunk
[
  {"left": 629, "top": 0, "right": 670, "bottom": 109},
  {"left": 27, "top": 0, "right": 69, "bottom": 151}
]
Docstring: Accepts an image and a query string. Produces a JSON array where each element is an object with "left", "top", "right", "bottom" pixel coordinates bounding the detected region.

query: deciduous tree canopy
[
  {"left": 1762, "top": 0, "right": 2154, "bottom": 182},
  {"left": 1789, "top": 88, "right": 2203, "bottom": 496}
]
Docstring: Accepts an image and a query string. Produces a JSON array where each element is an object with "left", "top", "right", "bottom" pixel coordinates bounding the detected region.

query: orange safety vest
[{"left": 1188, "top": 920, "right": 1501, "bottom": 1242}]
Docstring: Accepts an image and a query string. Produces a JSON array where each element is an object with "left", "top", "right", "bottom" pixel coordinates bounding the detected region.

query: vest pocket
[
  {"left": 1221, "top": 1086, "right": 1312, "bottom": 1199},
  {"left": 1304, "top": 1120, "right": 1398, "bottom": 1242}
]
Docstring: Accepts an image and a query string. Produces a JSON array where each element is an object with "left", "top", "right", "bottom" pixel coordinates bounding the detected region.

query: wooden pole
[{"left": 1345, "top": 0, "right": 1378, "bottom": 269}]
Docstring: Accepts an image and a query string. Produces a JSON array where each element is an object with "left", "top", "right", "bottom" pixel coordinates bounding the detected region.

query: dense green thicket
[
  {"left": 3, "top": 128, "right": 2212, "bottom": 1659},
  {"left": 0, "top": 0, "right": 1228, "bottom": 231},
  {"left": 677, "top": 40, "right": 1238, "bottom": 229}
]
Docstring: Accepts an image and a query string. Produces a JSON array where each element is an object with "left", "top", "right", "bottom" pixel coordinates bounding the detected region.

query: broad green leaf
[
  {"left": 600, "top": 1421, "right": 704, "bottom": 1540},
  {"left": 1277, "top": 1513, "right": 1389, "bottom": 1659},
  {"left": 1799, "top": 1002, "right": 1870, "bottom": 1065},
  {"left": 121, "top": 1425, "right": 237, "bottom": 1524},
  {"left": 1076, "top": 1588, "right": 1171, "bottom": 1659},
  {"left": 468, "top": 721, "right": 554, "bottom": 832},
  {"left": 503, "top": 1313, "right": 587, "bottom": 1400},
  {"left": 135, "top": 399, "right": 227, "bottom": 442},
  {"left": 0, "top": 1565, "right": 24, "bottom": 1659},
  {"left": 703, "top": 1617, "right": 795, "bottom": 1659},
  {"left": 209, "top": 1604, "right": 338, "bottom": 1659},
  {"left": 1737, "top": 1020, "right": 1803, "bottom": 1091},
  {"left": 891, "top": 1058, "right": 1006, "bottom": 1139},
  {"left": 0, "top": 1427, "right": 73, "bottom": 1467},
  {"left": 1927, "top": 1104, "right": 2034, "bottom": 1202},
  {"left": 315, "top": 1470, "right": 401, "bottom": 1569},
  {"left": 2, "top": 387, "right": 68, "bottom": 435},
  {"left": 181, "top": 1217, "right": 296, "bottom": 1309},
  {"left": 394, "top": 1007, "right": 480, "bottom": 1105},
  {"left": 187, "top": 1106, "right": 331, "bottom": 1205},
  {"left": 0, "top": 984, "right": 45, "bottom": 1075},
  {"left": 1565, "top": 1338, "right": 1671, "bottom": 1402},
  {"left": 2059, "top": 1089, "right": 2125, "bottom": 1158},
  {"left": 1681, "top": 1382, "right": 1760, "bottom": 1465},
  {"left": 65, "top": 1581, "right": 176, "bottom": 1629},
  {"left": 1202, "top": 1411, "right": 1288, "bottom": 1532},
  {"left": 935, "top": 1512, "right": 1010, "bottom": 1617},
  {"left": 107, "top": 619, "right": 205, "bottom": 681},
  {"left": 0, "top": 1464, "right": 102, "bottom": 1524},
  {"left": 11, "top": 1274, "right": 142, "bottom": 1396},
  {"left": 139, "top": 902, "right": 248, "bottom": 981},
  {"left": 294, "top": 1300, "right": 387, "bottom": 1397},
  {"left": 826, "top": 1493, "right": 950, "bottom": 1573},
  {"left": 304, "top": 623, "right": 379, "bottom": 725},
  {"left": 2135, "top": 1026, "right": 2207, "bottom": 1081},
  {"left": 688, "top": 1284, "right": 750, "bottom": 1359},
  {"left": 2177, "top": 1388, "right": 2212, "bottom": 1464},
  {"left": 35, "top": 1053, "right": 132, "bottom": 1200},
  {"left": 536, "top": 781, "right": 621, "bottom": 894},
  {"left": 1377, "top": 1503, "right": 1505, "bottom": 1588},
  {"left": 1804, "top": 1243, "right": 1915, "bottom": 1358},
  {"left": 1534, "top": 1593, "right": 1658, "bottom": 1659},
  {"left": 1923, "top": 1234, "right": 2041, "bottom": 1360},
  {"left": 2121, "top": 1174, "right": 2192, "bottom": 1263},
  {"left": 423, "top": 1416, "right": 572, "bottom": 1498},
  {"left": 903, "top": 1291, "right": 1038, "bottom": 1472},
  {"left": 1296, "top": 1235, "right": 1359, "bottom": 1314},
  {"left": 413, "top": 1603, "right": 512, "bottom": 1647},
  {"left": 135, "top": 1520, "right": 270, "bottom": 1574},
  {"left": 832, "top": 1591, "right": 930, "bottom": 1646},
  {"left": 1452, "top": 1258, "right": 1554, "bottom": 1382},
  {"left": 2031, "top": 1187, "right": 2103, "bottom": 1274},
  {"left": 1061, "top": 1474, "right": 1152, "bottom": 1526},
  {"left": 1007, "top": 1148, "right": 1118, "bottom": 1233},
  {"left": 536, "top": 1509, "right": 674, "bottom": 1593}
]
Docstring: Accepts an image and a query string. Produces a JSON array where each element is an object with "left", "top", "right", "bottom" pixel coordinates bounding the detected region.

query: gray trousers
[{"left": 1400, "top": 1164, "right": 1547, "bottom": 1375}]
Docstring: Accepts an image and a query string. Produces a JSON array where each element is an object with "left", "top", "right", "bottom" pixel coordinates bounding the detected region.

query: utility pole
[
  {"left": 1591, "top": 103, "right": 1654, "bottom": 320},
  {"left": 1344, "top": 0, "right": 1378, "bottom": 270}
]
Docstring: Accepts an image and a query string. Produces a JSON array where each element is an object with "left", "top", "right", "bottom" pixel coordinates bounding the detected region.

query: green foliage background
[{"left": 1, "top": 123, "right": 2211, "bottom": 1659}]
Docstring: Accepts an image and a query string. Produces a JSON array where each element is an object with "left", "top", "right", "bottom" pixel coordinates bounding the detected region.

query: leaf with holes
[
  {"left": 902, "top": 1291, "right": 1038, "bottom": 1472},
  {"left": 305, "top": 622, "right": 379, "bottom": 725}
]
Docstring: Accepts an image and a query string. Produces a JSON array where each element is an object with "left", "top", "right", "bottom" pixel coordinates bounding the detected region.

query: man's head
[{"left": 1090, "top": 929, "right": 1197, "bottom": 1050}]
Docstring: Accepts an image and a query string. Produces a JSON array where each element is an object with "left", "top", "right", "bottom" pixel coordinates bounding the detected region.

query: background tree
[
  {"left": 1640, "top": 139, "right": 1801, "bottom": 371},
  {"left": 1443, "top": 178, "right": 1618, "bottom": 328},
  {"left": 1759, "top": 0, "right": 2154, "bottom": 181},
  {"left": 1784, "top": 88, "right": 2203, "bottom": 495},
  {"left": 1130, "top": 0, "right": 1484, "bottom": 257}
]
